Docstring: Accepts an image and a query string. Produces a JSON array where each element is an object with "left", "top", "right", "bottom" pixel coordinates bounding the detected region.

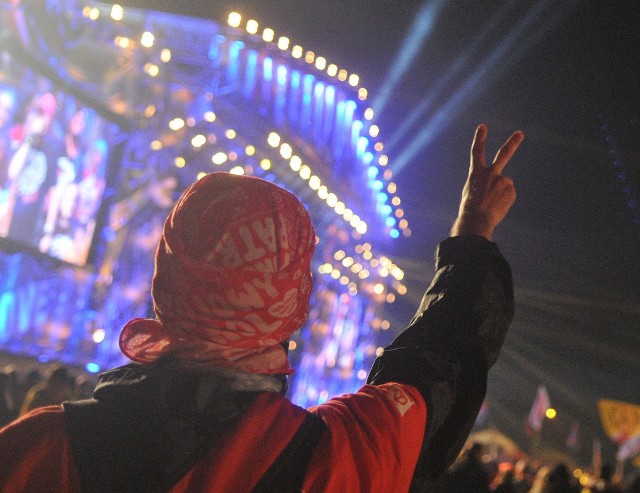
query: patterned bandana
[{"left": 119, "top": 173, "right": 315, "bottom": 374}]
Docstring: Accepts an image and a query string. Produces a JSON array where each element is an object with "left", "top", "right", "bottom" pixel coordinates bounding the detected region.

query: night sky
[{"left": 107, "top": 0, "right": 640, "bottom": 467}]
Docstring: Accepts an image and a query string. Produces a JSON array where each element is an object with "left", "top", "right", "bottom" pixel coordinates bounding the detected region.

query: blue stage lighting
[
  {"left": 386, "top": 217, "right": 397, "bottom": 227},
  {"left": 371, "top": 0, "right": 446, "bottom": 117},
  {"left": 390, "top": 229, "right": 400, "bottom": 238},
  {"left": 363, "top": 152, "right": 374, "bottom": 164},
  {"left": 86, "top": 362, "right": 101, "bottom": 374},
  {"left": 367, "top": 166, "right": 379, "bottom": 178}
]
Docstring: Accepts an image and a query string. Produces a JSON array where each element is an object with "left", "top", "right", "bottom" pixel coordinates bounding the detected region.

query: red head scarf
[{"left": 119, "top": 173, "right": 316, "bottom": 374}]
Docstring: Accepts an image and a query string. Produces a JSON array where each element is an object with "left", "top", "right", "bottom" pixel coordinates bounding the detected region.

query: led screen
[{"left": 0, "top": 48, "right": 119, "bottom": 266}]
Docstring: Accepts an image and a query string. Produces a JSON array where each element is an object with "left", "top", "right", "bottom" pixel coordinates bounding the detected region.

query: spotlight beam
[
  {"left": 385, "top": 0, "right": 519, "bottom": 153},
  {"left": 390, "top": 0, "right": 577, "bottom": 176},
  {"left": 370, "top": 0, "right": 446, "bottom": 117}
]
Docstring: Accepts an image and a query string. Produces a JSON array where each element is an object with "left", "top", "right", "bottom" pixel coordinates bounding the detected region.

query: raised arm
[{"left": 367, "top": 124, "right": 523, "bottom": 489}]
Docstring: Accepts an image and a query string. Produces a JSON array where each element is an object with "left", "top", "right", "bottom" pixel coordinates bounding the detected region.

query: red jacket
[{"left": 0, "top": 383, "right": 425, "bottom": 492}]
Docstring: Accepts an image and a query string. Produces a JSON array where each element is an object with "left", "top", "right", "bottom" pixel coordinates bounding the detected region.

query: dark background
[{"left": 104, "top": 0, "right": 640, "bottom": 467}]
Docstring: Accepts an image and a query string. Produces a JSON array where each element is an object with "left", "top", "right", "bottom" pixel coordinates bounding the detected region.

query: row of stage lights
[
  {"left": 224, "top": 12, "right": 411, "bottom": 239},
  {"left": 146, "top": 109, "right": 407, "bottom": 303},
  {"left": 79, "top": 3, "right": 409, "bottom": 238}
]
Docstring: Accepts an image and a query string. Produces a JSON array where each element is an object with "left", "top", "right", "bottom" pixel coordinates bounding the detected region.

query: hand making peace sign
[{"left": 451, "top": 124, "right": 524, "bottom": 240}]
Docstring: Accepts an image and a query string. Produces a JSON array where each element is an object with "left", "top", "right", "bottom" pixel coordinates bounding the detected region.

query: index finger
[
  {"left": 470, "top": 123, "right": 488, "bottom": 172},
  {"left": 491, "top": 130, "right": 524, "bottom": 175}
]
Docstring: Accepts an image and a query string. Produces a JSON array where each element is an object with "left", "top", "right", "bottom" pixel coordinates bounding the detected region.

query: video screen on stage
[{"left": 0, "top": 48, "right": 120, "bottom": 267}]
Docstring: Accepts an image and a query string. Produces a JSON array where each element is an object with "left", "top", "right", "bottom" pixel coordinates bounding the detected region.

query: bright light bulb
[
  {"left": 229, "top": 166, "right": 244, "bottom": 175},
  {"left": 337, "top": 69, "right": 347, "bottom": 81},
  {"left": 191, "top": 134, "right": 206, "bottom": 148},
  {"left": 309, "top": 175, "right": 321, "bottom": 190},
  {"left": 204, "top": 111, "right": 216, "bottom": 122},
  {"left": 277, "top": 37, "right": 290, "bottom": 50},
  {"left": 315, "top": 57, "right": 327, "bottom": 70},
  {"left": 369, "top": 125, "right": 379, "bottom": 137},
  {"left": 110, "top": 4, "right": 124, "bottom": 20},
  {"left": 141, "top": 32, "right": 155, "bottom": 48},
  {"left": 169, "top": 118, "right": 185, "bottom": 130},
  {"left": 267, "top": 132, "right": 280, "bottom": 147},
  {"left": 291, "top": 45, "right": 303, "bottom": 58},
  {"left": 364, "top": 108, "right": 374, "bottom": 120},
  {"left": 279, "top": 143, "right": 292, "bottom": 159},
  {"left": 289, "top": 155, "right": 302, "bottom": 171},
  {"left": 299, "top": 165, "right": 311, "bottom": 180},
  {"left": 211, "top": 152, "right": 228, "bottom": 165},
  {"left": 327, "top": 64, "right": 338, "bottom": 77},
  {"left": 263, "top": 28, "right": 274, "bottom": 42},
  {"left": 245, "top": 145, "right": 256, "bottom": 156},
  {"left": 358, "top": 88, "right": 368, "bottom": 100},
  {"left": 228, "top": 12, "right": 242, "bottom": 27},
  {"left": 160, "top": 48, "right": 171, "bottom": 63},
  {"left": 260, "top": 159, "right": 271, "bottom": 170},
  {"left": 246, "top": 19, "right": 258, "bottom": 34},
  {"left": 317, "top": 186, "right": 328, "bottom": 199},
  {"left": 348, "top": 74, "right": 360, "bottom": 86},
  {"left": 174, "top": 157, "right": 186, "bottom": 168}
]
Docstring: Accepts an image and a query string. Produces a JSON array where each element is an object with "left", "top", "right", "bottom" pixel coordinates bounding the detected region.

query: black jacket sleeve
[{"left": 366, "top": 236, "right": 514, "bottom": 491}]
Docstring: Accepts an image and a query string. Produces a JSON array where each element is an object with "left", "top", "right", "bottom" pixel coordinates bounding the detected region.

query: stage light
[
  {"left": 348, "top": 74, "right": 359, "bottom": 87},
  {"left": 392, "top": 196, "right": 401, "bottom": 206},
  {"left": 342, "top": 257, "right": 354, "bottom": 267},
  {"left": 315, "top": 57, "right": 327, "bottom": 70},
  {"left": 383, "top": 169, "right": 392, "bottom": 180},
  {"left": 144, "top": 63, "right": 159, "bottom": 77},
  {"left": 309, "top": 175, "right": 321, "bottom": 190},
  {"left": 358, "top": 269, "right": 369, "bottom": 280},
  {"left": 374, "top": 142, "right": 384, "bottom": 151},
  {"left": 343, "top": 208, "right": 353, "bottom": 221},
  {"left": 225, "top": 129, "right": 236, "bottom": 139},
  {"left": 89, "top": 8, "right": 99, "bottom": 20},
  {"left": 229, "top": 166, "right": 244, "bottom": 175},
  {"left": 141, "top": 32, "right": 155, "bottom": 48},
  {"left": 245, "top": 145, "right": 255, "bottom": 156},
  {"left": 289, "top": 155, "right": 302, "bottom": 171},
  {"left": 110, "top": 4, "right": 124, "bottom": 21},
  {"left": 305, "top": 51, "right": 315, "bottom": 63},
  {"left": 356, "top": 222, "right": 367, "bottom": 234},
  {"left": 387, "top": 182, "right": 397, "bottom": 193},
  {"left": 114, "top": 36, "right": 129, "bottom": 48},
  {"left": 262, "top": 28, "right": 274, "bottom": 42},
  {"left": 386, "top": 217, "right": 396, "bottom": 227},
  {"left": 358, "top": 88, "right": 368, "bottom": 100},
  {"left": 374, "top": 283, "right": 384, "bottom": 295},
  {"left": 399, "top": 219, "right": 408, "bottom": 229},
  {"left": 334, "top": 201, "right": 345, "bottom": 214},
  {"left": 395, "top": 209, "right": 404, "bottom": 219},
  {"left": 150, "top": 140, "right": 162, "bottom": 150},
  {"left": 228, "top": 12, "right": 242, "bottom": 28},
  {"left": 160, "top": 48, "right": 171, "bottom": 63},
  {"left": 391, "top": 267, "right": 404, "bottom": 280},
  {"left": 246, "top": 19, "right": 258, "bottom": 34},
  {"left": 277, "top": 37, "right": 290, "bottom": 50},
  {"left": 169, "top": 118, "right": 184, "bottom": 130},
  {"left": 371, "top": 0, "right": 445, "bottom": 116},
  {"left": 191, "top": 134, "right": 206, "bottom": 147},
  {"left": 369, "top": 124, "right": 379, "bottom": 137},
  {"left": 144, "top": 105, "right": 156, "bottom": 118},
  {"left": 330, "top": 269, "right": 340, "bottom": 280},
  {"left": 288, "top": 340, "right": 297, "bottom": 350},
  {"left": 279, "top": 143, "right": 292, "bottom": 159},
  {"left": 378, "top": 155, "right": 389, "bottom": 166},
  {"left": 390, "top": 229, "right": 400, "bottom": 238},
  {"left": 203, "top": 111, "right": 216, "bottom": 122},
  {"left": 337, "top": 69, "right": 348, "bottom": 81},
  {"left": 291, "top": 45, "right": 303, "bottom": 58},
  {"left": 317, "top": 186, "right": 328, "bottom": 200},
  {"left": 546, "top": 408, "right": 557, "bottom": 419},
  {"left": 364, "top": 108, "right": 374, "bottom": 120},
  {"left": 327, "top": 64, "right": 338, "bottom": 77},
  {"left": 260, "top": 159, "right": 271, "bottom": 170},
  {"left": 92, "top": 329, "right": 106, "bottom": 343},
  {"left": 299, "top": 165, "right": 311, "bottom": 180},
  {"left": 174, "top": 157, "right": 186, "bottom": 168},
  {"left": 326, "top": 193, "right": 338, "bottom": 207},
  {"left": 211, "top": 152, "right": 227, "bottom": 165},
  {"left": 267, "top": 132, "right": 280, "bottom": 147},
  {"left": 86, "top": 363, "right": 101, "bottom": 373}
]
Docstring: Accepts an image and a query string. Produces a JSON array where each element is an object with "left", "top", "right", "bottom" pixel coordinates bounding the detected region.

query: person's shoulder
[{"left": 2, "top": 405, "right": 65, "bottom": 436}]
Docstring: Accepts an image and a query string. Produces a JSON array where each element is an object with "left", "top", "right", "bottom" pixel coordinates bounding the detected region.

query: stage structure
[{"left": 0, "top": 0, "right": 411, "bottom": 406}]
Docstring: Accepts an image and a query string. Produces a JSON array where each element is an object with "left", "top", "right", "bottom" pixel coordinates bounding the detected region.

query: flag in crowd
[
  {"left": 565, "top": 421, "right": 580, "bottom": 452},
  {"left": 526, "top": 384, "right": 550, "bottom": 435}
]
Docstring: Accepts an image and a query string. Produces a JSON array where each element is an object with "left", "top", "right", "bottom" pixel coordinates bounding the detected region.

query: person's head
[{"left": 119, "top": 172, "right": 316, "bottom": 375}]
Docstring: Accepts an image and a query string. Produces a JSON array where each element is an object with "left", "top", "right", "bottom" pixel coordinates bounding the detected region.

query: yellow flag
[{"left": 598, "top": 399, "right": 640, "bottom": 443}]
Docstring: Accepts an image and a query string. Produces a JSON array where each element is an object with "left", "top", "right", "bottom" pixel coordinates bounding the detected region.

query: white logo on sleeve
[{"left": 385, "top": 384, "right": 415, "bottom": 417}]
